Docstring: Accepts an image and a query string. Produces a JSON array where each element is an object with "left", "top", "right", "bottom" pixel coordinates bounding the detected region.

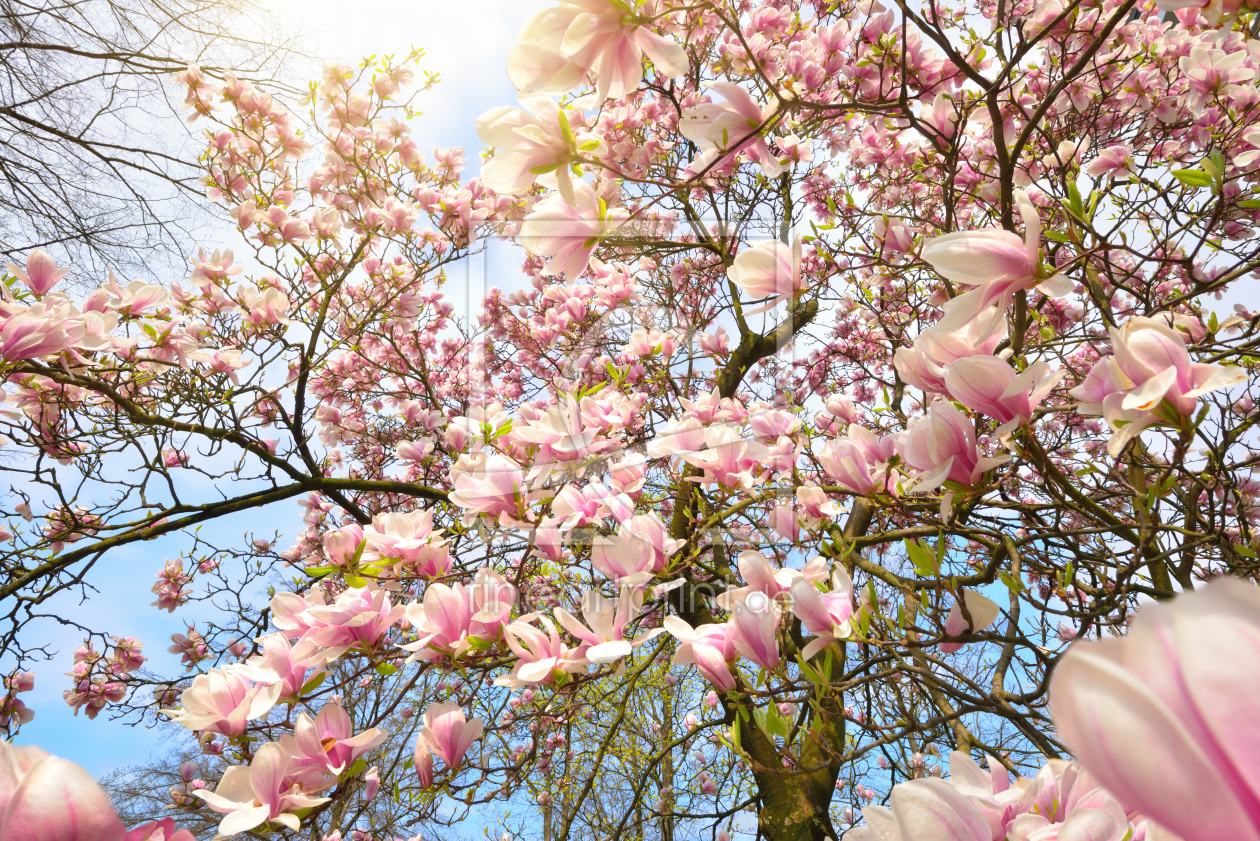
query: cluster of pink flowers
[
  {"left": 0, "top": 672, "right": 34, "bottom": 734},
  {"left": 152, "top": 559, "right": 194, "bottom": 612},
  {"left": 852, "top": 578, "right": 1260, "bottom": 841},
  {"left": 270, "top": 583, "right": 407, "bottom": 653},
  {"left": 62, "top": 638, "right": 145, "bottom": 719},
  {"left": 849, "top": 751, "right": 1159, "bottom": 841},
  {"left": 5, "top": 0, "right": 1260, "bottom": 837}
]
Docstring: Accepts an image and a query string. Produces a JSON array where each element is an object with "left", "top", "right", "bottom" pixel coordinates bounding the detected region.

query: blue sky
[{"left": 15, "top": 0, "right": 549, "bottom": 777}]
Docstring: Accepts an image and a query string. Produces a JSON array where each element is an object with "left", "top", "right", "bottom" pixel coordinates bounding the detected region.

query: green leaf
[
  {"left": 347, "top": 757, "right": 368, "bottom": 777},
  {"left": 299, "top": 672, "right": 326, "bottom": 694},
  {"left": 557, "top": 108, "right": 576, "bottom": 147},
  {"left": 1044, "top": 231, "right": 1071, "bottom": 243},
  {"left": 905, "top": 539, "right": 938, "bottom": 576},
  {"left": 796, "top": 655, "right": 822, "bottom": 683},
  {"left": 762, "top": 702, "right": 789, "bottom": 739},
  {"left": 1209, "top": 149, "right": 1226, "bottom": 176},
  {"left": 529, "top": 162, "right": 562, "bottom": 175},
  {"left": 375, "top": 663, "right": 399, "bottom": 676},
  {"left": 345, "top": 574, "right": 368, "bottom": 588},
  {"left": 1171, "top": 169, "right": 1215, "bottom": 188},
  {"left": 1238, "top": 199, "right": 1260, "bottom": 208},
  {"left": 465, "top": 635, "right": 494, "bottom": 651},
  {"left": 1065, "top": 182, "right": 1086, "bottom": 221},
  {"left": 303, "top": 565, "right": 338, "bottom": 577}
]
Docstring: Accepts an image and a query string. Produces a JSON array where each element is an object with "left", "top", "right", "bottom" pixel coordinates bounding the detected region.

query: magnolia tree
[{"left": 2, "top": 0, "right": 1260, "bottom": 839}]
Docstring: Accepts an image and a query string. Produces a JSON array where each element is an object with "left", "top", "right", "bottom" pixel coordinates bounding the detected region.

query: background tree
[{"left": 0, "top": 0, "right": 302, "bottom": 280}]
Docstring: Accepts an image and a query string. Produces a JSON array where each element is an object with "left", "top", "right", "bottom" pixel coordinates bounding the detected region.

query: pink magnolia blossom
[
  {"left": 519, "top": 180, "right": 628, "bottom": 279},
  {"left": 1050, "top": 578, "right": 1260, "bottom": 841},
  {"left": 405, "top": 582, "right": 474, "bottom": 660},
  {"left": 189, "top": 248, "right": 243, "bottom": 287},
  {"left": 698, "top": 326, "right": 730, "bottom": 355},
  {"left": 531, "top": 517, "right": 565, "bottom": 561},
  {"left": 281, "top": 703, "right": 387, "bottom": 775},
  {"left": 476, "top": 97, "right": 604, "bottom": 206},
  {"left": 161, "top": 449, "right": 189, "bottom": 468},
  {"left": 922, "top": 191, "right": 1072, "bottom": 334},
  {"left": 6, "top": 673, "right": 33, "bottom": 693},
  {"left": 940, "top": 590, "right": 1002, "bottom": 653},
  {"left": 414, "top": 732, "right": 434, "bottom": 788},
  {"left": 664, "top": 616, "right": 737, "bottom": 692},
  {"left": 726, "top": 237, "right": 808, "bottom": 311},
  {"left": 507, "top": 0, "right": 688, "bottom": 102},
  {"left": 395, "top": 438, "right": 433, "bottom": 462},
  {"left": 767, "top": 504, "right": 801, "bottom": 542},
  {"left": 418, "top": 701, "right": 485, "bottom": 771},
  {"left": 679, "top": 424, "right": 770, "bottom": 490},
  {"left": 817, "top": 424, "right": 898, "bottom": 496},
  {"left": 647, "top": 416, "right": 708, "bottom": 457},
  {"left": 680, "top": 82, "right": 784, "bottom": 177},
  {"left": 850, "top": 751, "right": 1153, "bottom": 841},
  {"left": 0, "top": 741, "right": 125, "bottom": 841},
  {"left": 1179, "top": 45, "right": 1256, "bottom": 113},
  {"left": 6, "top": 249, "right": 70, "bottom": 296},
  {"left": 193, "top": 741, "right": 329, "bottom": 836},
  {"left": 591, "top": 513, "right": 682, "bottom": 586},
  {"left": 126, "top": 818, "right": 195, "bottom": 841},
  {"left": 151, "top": 559, "right": 193, "bottom": 612},
  {"left": 0, "top": 302, "right": 114, "bottom": 362},
  {"left": 405, "top": 571, "right": 519, "bottom": 660},
  {"left": 1084, "top": 143, "right": 1137, "bottom": 179},
  {"left": 1069, "top": 316, "right": 1245, "bottom": 457},
  {"left": 514, "top": 395, "right": 613, "bottom": 462},
  {"left": 1156, "top": 0, "right": 1248, "bottom": 25},
  {"left": 550, "top": 482, "right": 634, "bottom": 529},
  {"left": 790, "top": 566, "right": 856, "bottom": 659},
  {"left": 606, "top": 452, "right": 646, "bottom": 496},
  {"left": 716, "top": 550, "right": 826, "bottom": 611},
  {"left": 497, "top": 613, "right": 585, "bottom": 687},
  {"left": 322, "top": 523, "right": 364, "bottom": 567},
  {"left": 468, "top": 567, "right": 519, "bottom": 639},
  {"left": 237, "top": 633, "right": 325, "bottom": 699},
  {"left": 161, "top": 664, "right": 282, "bottom": 736},
  {"left": 103, "top": 276, "right": 168, "bottom": 316},
  {"left": 729, "top": 594, "right": 781, "bottom": 670},
  {"left": 898, "top": 402, "right": 1009, "bottom": 491},
  {"left": 944, "top": 357, "right": 1064, "bottom": 429},
  {"left": 591, "top": 530, "right": 657, "bottom": 585},
  {"left": 362, "top": 511, "right": 449, "bottom": 576},
  {"left": 894, "top": 308, "right": 1009, "bottom": 394},
  {"left": 555, "top": 585, "right": 664, "bottom": 665},
  {"left": 167, "top": 628, "right": 208, "bottom": 671},
  {"left": 448, "top": 452, "right": 528, "bottom": 525},
  {"left": 270, "top": 583, "right": 407, "bottom": 651}
]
